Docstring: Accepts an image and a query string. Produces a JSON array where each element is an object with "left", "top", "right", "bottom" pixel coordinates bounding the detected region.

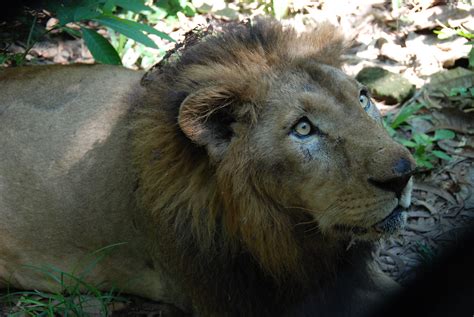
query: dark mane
[{"left": 131, "top": 18, "right": 370, "bottom": 315}]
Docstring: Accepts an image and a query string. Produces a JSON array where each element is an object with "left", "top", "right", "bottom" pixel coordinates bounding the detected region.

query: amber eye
[
  {"left": 359, "top": 92, "right": 371, "bottom": 110},
  {"left": 293, "top": 119, "right": 312, "bottom": 137}
]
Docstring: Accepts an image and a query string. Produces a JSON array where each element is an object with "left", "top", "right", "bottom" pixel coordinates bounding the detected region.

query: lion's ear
[{"left": 178, "top": 86, "right": 236, "bottom": 159}]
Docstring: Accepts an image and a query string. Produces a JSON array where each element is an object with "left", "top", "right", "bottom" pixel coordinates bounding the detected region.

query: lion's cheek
[
  {"left": 278, "top": 141, "right": 349, "bottom": 215},
  {"left": 295, "top": 177, "right": 345, "bottom": 217}
]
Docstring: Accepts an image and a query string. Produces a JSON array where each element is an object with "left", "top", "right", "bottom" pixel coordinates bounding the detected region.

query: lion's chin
[
  {"left": 332, "top": 205, "right": 408, "bottom": 241},
  {"left": 362, "top": 177, "right": 413, "bottom": 238},
  {"left": 326, "top": 178, "right": 413, "bottom": 241},
  {"left": 373, "top": 206, "right": 407, "bottom": 235},
  {"left": 370, "top": 177, "right": 412, "bottom": 236}
]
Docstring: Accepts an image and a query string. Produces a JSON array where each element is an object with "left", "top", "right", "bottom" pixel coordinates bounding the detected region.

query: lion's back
[
  {"left": 0, "top": 65, "right": 148, "bottom": 290},
  {"left": 0, "top": 64, "right": 143, "bottom": 163}
]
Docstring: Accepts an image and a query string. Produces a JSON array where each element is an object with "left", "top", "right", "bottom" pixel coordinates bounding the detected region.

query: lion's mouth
[
  {"left": 371, "top": 177, "right": 412, "bottom": 235},
  {"left": 333, "top": 205, "right": 408, "bottom": 237},
  {"left": 372, "top": 177, "right": 412, "bottom": 234},
  {"left": 373, "top": 205, "right": 407, "bottom": 234},
  {"left": 333, "top": 177, "right": 413, "bottom": 237}
]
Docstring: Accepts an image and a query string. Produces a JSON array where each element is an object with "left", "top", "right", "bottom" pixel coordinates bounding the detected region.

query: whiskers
[{"left": 283, "top": 201, "right": 350, "bottom": 234}]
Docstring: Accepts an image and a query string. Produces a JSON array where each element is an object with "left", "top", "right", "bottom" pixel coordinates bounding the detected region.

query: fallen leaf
[
  {"left": 411, "top": 200, "right": 439, "bottom": 215},
  {"left": 438, "top": 138, "right": 474, "bottom": 158},
  {"left": 423, "top": 68, "right": 474, "bottom": 111},
  {"left": 405, "top": 223, "right": 437, "bottom": 233},
  {"left": 432, "top": 108, "right": 474, "bottom": 134},
  {"left": 413, "top": 182, "right": 457, "bottom": 204},
  {"left": 379, "top": 249, "right": 406, "bottom": 274}
]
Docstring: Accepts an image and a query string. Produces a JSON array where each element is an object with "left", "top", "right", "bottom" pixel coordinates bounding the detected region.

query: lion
[{"left": 0, "top": 19, "right": 415, "bottom": 316}]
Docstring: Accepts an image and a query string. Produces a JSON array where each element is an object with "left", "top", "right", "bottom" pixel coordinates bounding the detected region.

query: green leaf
[
  {"left": 413, "top": 133, "right": 431, "bottom": 145},
  {"left": 55, "top": 6, "right": 75, "bottom": 25},
  {"left": 183, "top": 3, "right": 196, "bottom": 16},
  {"left": 433, "top": 129, "right": 455, "bottom": 141},
  {"left": 103, "top": 0, "right": 115, "bottom": 14},
  {"left": 416, "top": 158, "right": 433, "bottom": 169},
  {"left": 73, "top": 5, "right": 101, "bottom": 21},
  {"left": 124, "top": 17, "right": 175, "bottom": 42},
  {"left": 113, "top": 0, "right": 152, "bottom": 13},
  {"left": 457, "top": 29, "right": 474, "bottom": 39},
  {"left": 0, "top": 54, "right": 7, "bottom": 64},
  {"left": 432, "top": 150, "right": 452, "bottom": 161},
  {"left": 434, "top": 27, "right": 457, "bottom": 40},
  {"left": 93, "top": 15, "right": 158, "bottom": 48},
  {"left": 96, "top": 14, "right": 175, "bottom": 42},
  {"left": 47, "top": 1, "right": 101, "bottom": 24},
  {"left": 400, "top": 139, "right": 417, "bottom": 147},
  {"left": 390, "top": 103, "right": 423, "bottom": 129},
  {"left": 384, "top": 121, "right": 397, "bottom": 137},
  {"left": 81, "top": 27, "right": 122, "bottom": 65},
  {"left": 62, "top": 26, "right": 82, "bottom": 38},
  {"left": 449, "top": 87, "right": 468, "bottom": 96}
]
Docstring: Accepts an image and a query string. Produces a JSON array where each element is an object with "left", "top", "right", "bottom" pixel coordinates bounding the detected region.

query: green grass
[{"left": 1, "top": 244, "right": 128, "bottom": 316}]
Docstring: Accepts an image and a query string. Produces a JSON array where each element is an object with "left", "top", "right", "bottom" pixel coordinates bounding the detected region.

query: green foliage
[
  {"left": 384, "top": 103, "right": 456, "bottom": 170},
  {"left": 388, "top": 103, "right": 423, "bottom": 129},
  {"left": 401, "top": 129, "right": 455, "bottom": 169},
  {"left": 450, "top": 86, "right": 474, "bottom": 97},
  {"left": 94, "top": 15, "right": 159, "bottom": 48},
  {"left": 434, "top": 22, "right": 474, "bottom": 69},
  {"left": 154, "top": 0, "right": 196, "bottom": 19},
  {"left": 0, "top": 244, "right": 126, "bottom": 316},
  {"left": 434, "top": 26, "right": 474, "bottom": 41},
  {"left": 46, "top": 0, "right": 176, "bottom": 65},
  {"left": 81, "top": 27, "right": 122, "bottom": 64},
  {"left": 0, "top": 53, "right": 27, "bottom": 66},
  {"left": 1, "top": 0, "right": 177, "bottom": 66}
]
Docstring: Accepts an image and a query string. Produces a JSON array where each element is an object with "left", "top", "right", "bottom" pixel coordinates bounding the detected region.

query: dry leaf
[{"left": 413, "top": 182, "right": 457, "bottom": 204}]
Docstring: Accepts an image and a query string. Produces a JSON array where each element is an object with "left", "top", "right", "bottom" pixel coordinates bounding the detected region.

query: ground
[{"left": 0, "top": 0, "right": 473, "bottom": 315}]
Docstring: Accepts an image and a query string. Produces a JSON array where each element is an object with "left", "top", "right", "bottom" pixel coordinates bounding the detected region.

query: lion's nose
[
  {"left": 369, "top": 158, "right": 415, "bottom": 198},
  {"left": 392, "top": 158, "right": 412, "bottom": 175}
]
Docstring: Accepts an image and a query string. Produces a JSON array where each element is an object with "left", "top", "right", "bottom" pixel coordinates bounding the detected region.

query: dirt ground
[{"left": 1, "top": 0, "right": 473, "bottom": 315}]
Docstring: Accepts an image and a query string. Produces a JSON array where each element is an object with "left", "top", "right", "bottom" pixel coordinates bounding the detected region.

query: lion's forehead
[
  {"left": 270, "top": 64, "right": 360, "bottom": 105},
  {"left": 262, "top": 65, "right": 365, "bottom": 129}
]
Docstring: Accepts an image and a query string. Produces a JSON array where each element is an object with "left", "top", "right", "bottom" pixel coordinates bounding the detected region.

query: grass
[{"left": 1, "top": 244, "right": 127, "bottom": 317}]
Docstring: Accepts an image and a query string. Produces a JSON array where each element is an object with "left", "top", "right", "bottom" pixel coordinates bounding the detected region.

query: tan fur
[{"left": 0, "top": 19, "right": 414, "bottom": 316}]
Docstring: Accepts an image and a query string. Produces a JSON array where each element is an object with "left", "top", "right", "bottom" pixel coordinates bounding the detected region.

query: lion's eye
[
  {"left": 293, "top": 119, "right": 312, "bottom": 137},
  {"left": 359, "top": 92, "right": 371, "bottom": 111}
]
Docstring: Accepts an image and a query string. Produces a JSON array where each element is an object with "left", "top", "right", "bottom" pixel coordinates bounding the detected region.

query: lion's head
[{"left": 132, "top": 19, "right": 415, "bottom": 280}]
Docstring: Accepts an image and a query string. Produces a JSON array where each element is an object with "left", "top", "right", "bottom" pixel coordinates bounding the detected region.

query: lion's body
[
  {"left": 0, "top": 65, "right": 184, "bottom": 306},
  {"left": 0, "top": 20, "right": 414, "bottom": 316}
]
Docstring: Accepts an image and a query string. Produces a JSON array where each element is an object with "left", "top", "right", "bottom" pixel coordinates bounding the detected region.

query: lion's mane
[{"left": 131, "top": 19, "right": 372, "bottom": 315}]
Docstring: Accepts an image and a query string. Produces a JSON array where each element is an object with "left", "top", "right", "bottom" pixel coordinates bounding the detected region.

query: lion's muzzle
[{"left": 369, "top": 156, "right": 415, "bottom": 235}]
